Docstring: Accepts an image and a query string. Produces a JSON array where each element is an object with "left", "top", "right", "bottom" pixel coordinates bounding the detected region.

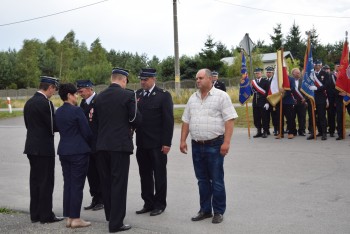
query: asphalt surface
[{"left": 0, "top": 116, "right": 350, "bottom": 234}]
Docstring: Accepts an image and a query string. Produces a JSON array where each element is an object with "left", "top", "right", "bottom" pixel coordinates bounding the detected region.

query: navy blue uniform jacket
[
  {"left": 135, "top": 86, "right": 174, "bottom": 149},
  {"left": 55, "top": 103, "right": 92, "bottom": 156},
  {"left": 94, "top": 83, "right": 141, "bottom": 153},
  {"left": 23, "top": 92, "right": 57, "bottom": 157}
]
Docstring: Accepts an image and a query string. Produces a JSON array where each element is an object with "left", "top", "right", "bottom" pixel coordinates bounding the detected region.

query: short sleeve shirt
[{"left": 182, "top": 87, "right": 238, "bottom": 141}]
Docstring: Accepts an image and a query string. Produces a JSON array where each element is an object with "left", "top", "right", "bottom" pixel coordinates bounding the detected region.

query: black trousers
[
  {"left": 60, "top": 153, "right": 89, "bottom": 218},
  {"left": 27, "top": 155, "right": 55, "bottom": 222},
  {"left": 327, "top": 100, "right": 336, "bottom": 134},
  {"left": 97, "top": 151, "right": 130, "bottom": 232},
  {"left": 276, "top": 104, "right": 296, "bottom": 135},
  {"left": 253, "top": 106, "right": 269, "bottom": 132},
  {"left": 336, "top": 98, "right": 350, "bottom": 137},
  {"left": 136, "top": 147, "right": 168, "bottom": 210},
  {"left": 86, "top": 152, "right": 103, "bottom": 203},
  {"left": 267, "top": 106, "right": 278, "bottom": 133},
  {"left": 294, "top": 103, "right": 306, "bottom": 134},
  {"left": 308, "top": 102, "right": 327, "bottom": 134}
]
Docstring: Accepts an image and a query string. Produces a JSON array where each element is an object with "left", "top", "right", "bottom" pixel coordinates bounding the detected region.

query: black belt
[{"left": 192, "top": 135, "right": 224, "bottom": 145}]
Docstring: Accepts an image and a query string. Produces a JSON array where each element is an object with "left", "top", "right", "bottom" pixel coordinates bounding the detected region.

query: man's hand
[
  {"left": 220, "top": 142, "right": 230, "bottom": 157},
  {"left": 161, "top": 146, "right": 171, "bottom": 155},
  {"left": 180, "top": 141, "right": 187, "bottom": 154}
]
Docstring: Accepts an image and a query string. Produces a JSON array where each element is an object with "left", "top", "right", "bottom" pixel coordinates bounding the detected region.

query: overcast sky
[{"left": 1, "top": 0, "right": 350, "bottom": 60}]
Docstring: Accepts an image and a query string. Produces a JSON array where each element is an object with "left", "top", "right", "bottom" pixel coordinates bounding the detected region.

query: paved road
[{"left": 0, "top": 117, "right": 350, "bottom": 233}]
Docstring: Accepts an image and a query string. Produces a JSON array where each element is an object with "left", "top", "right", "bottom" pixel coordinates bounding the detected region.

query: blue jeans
[{"left": 191, "top": 137, "right": 226, "bottom": 215}]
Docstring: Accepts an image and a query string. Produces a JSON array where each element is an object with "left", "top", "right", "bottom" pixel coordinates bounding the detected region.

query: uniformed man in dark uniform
[
  {"left": 323, "top": 65, "right": 336, "bottom": 137},
  {"left": 307, "top": 60, "right": 330, "bottom": 140},
  {"left": 135, "top": 68, "right": 174, "bottom": 216},
  {"left": 23, "top": 76, "right": 64, "bottom": 223},
  {"left": 94, "top": 68, "right": 141, "bottom": 233},
  {"left": 251, "top": 68, "right": 270, "bottom": 138},
  {"left": 265, "top": 66, "right": 278, "bottom": 135},
  {"left": 212, "top": 71, "right": 226, "bottom": 92},
  {"left": 76, "top": 80, "right": 104, "bottom": 211}
]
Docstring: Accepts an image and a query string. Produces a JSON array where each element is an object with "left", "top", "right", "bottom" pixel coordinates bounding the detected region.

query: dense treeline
[{"left": 0, "top": 22, "right": 344, "bottom": 89}]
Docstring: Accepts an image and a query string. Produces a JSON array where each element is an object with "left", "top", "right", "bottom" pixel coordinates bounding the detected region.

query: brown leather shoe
[
  {"left": 191, "top": 211, "right": 213, "bottom": 221},
  {"left": 71, "top": 219, "right": 91, "bottom": 229},
  {"left": 288, "top": 134, "right": 294, "bottom": 139}
]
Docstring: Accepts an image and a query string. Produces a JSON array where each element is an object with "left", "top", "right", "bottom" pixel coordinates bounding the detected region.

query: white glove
[
  {"left": 264, "top": 103, "right": 269, "bottom": 110},
  {"left": 326, "top": 99, "right": 329, "bottom": 108},
  {"left": 309, "top": 85, "right": 317, "bottom": 91}
]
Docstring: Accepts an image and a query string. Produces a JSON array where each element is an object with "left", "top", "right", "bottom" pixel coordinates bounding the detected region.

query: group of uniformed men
[{"left": 251, "top": 60, "right": 350, "bottom": 141}]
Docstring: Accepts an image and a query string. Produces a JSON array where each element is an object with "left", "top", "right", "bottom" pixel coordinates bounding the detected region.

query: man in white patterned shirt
[{"left": 180, "top": 68, "right": 238, "bottom": 224}]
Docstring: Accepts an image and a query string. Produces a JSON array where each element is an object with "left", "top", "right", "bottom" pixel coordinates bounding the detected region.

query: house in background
[{"left": 221, "top": 51, "right": 294, "bottom": 69}]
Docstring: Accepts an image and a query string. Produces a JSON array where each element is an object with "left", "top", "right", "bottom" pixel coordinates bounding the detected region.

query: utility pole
[{"left": 173, "top": 0, "right": 180, "bottom": 94}]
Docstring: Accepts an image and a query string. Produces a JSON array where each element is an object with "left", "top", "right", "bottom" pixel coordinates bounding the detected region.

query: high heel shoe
[
  {"left": 71, "top": 218, "right": 91, "bottom": 229},
  {"left": 66, "top": 218, "right": 72, "bottom": 228}
]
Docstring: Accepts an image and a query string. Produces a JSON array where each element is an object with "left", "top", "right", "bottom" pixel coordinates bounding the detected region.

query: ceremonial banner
[
  {"left": 301, "top": 39, "right": 316, "bottom": 103},
  {"left": 239, "top": 52, "right": 251, "bottom": 105},
  {"left": 267, "top": 50, "right": 283, "bottom": 107},
  {"left": 335, "top": 38, "right": 350, "bottom": 105}
]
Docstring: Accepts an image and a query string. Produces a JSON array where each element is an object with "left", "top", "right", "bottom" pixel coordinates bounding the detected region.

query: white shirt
[
  {"left": 182, "top": 87, "right": 238, "bottom": 141},
  {"left": 85, "top": 92, "right": 96, "bottom": 105}
]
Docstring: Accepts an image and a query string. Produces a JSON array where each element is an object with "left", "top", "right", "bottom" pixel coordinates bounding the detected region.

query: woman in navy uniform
[
  {"left": 55, "top": 83, "right": 92, "bottom": 228},
  {"left": 23, "top": 76, "right": 64, "bottom": 224},
  {"left": 135, "top": 68, "right": 174, "bottom": 216}
]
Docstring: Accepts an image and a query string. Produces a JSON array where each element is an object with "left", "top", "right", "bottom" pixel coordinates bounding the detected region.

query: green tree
[
  {"left": 15, "top": 39, "right": 42, "bottom": 88},
  {"left": 285, "top": 22, "right": 303, "bottom": 64},
  {"left": 270, "top": 23, "right": 283, "bottom": 51},
  {"left": 198, "top": 35, "right": 223, "bottom": 71}
]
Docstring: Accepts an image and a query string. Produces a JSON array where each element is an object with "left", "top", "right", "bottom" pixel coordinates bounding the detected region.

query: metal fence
[{"left": 0, "top": 78, "right": 240, "bottom": 99}]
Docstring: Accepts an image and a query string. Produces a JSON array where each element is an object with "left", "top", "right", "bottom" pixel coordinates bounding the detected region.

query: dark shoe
[
  {"left": 40, "top": 216, "right": 64, "bottom": 224},
  {"left": 31, "top": 219, "right": 39, "bottom": 223},
  {"left": 330, "top": 133, "right": 335, "bottom": 137},
  {"left": 336, "top": 137, "right": 343, "bottom": 140},
  {"left": 253, "top": 132, "right": 262, "bottom": 138},
  {"left": 307, "top": 135, "right": 315, "bottom": 140},
  {"left": 84, "top": 200, "right": 97, "bottom": 210},
  {"left": 136, "top": 207, "right": 153, "bottom": 214},
  {"left": 191, "top": 211, "right": 213, "bottom": 221},
  {"left": 316, "top": 133, "right": 322, "bottom": 137},
  {"left": 110, "top": 224, "right": 131, "bottom": 233},
  {"left": 267, "top": 130, "right": 271, "bottom": 135},
  {"left": 273, "top": 132, "right": 279, "bottom": 136},
  {"left": 150, "top": 209, "right": 164, "bottom": 216},
  {"left": 322, "top": 134, "right": 327, "bottom": 140},
  {"left": 262, "top": 132, "right": 268, "bottom": 138},
  {"left": 299, "top": 132, "right": 306, "bottom": 136},
  {"left": 212, "top": 213, "right": 223, "bottom": 224},
  {"left": 92, "top": 203, "right": 104, "bottom": 211}
]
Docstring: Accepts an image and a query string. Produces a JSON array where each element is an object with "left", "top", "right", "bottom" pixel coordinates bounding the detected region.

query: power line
[
  {"left": 0, "top": 0, "right": 111, "bottom": 27},
  {"left": 214, "top": 0, "right": 350, "bottom": 19}
]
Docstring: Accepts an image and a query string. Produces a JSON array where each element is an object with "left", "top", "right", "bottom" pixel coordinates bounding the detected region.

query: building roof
[{"left": 220, "top": 51, "right": 294, "bottom": 66}]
